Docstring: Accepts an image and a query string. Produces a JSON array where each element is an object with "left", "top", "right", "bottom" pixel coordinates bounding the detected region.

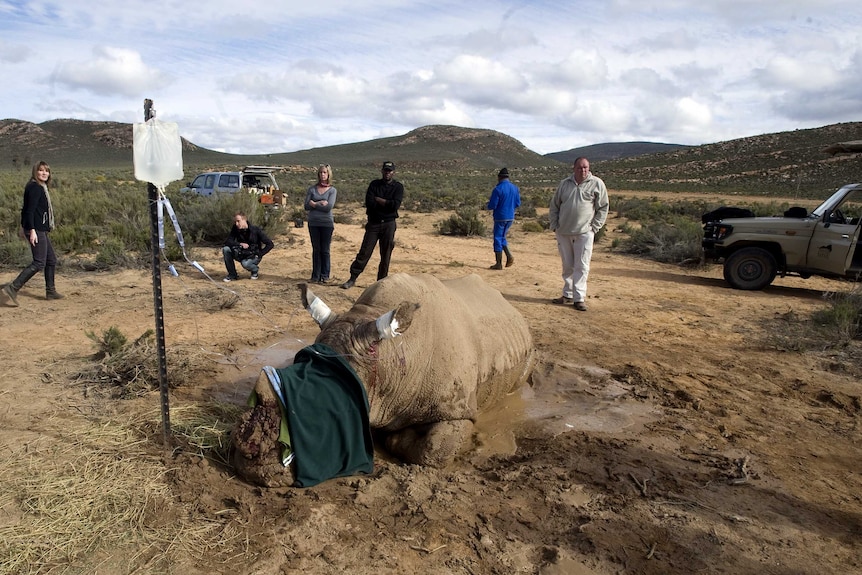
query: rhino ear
[
  {"left": 300, "top": 283, "right": 336, "bottom": 329},
  {"left": 375, "top": 302, "right": 419, "bottom": 339}
]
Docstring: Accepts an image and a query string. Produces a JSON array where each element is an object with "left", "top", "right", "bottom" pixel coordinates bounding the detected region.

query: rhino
[{"left": 231, "top": 273, "right": 535, "bottom": 487}]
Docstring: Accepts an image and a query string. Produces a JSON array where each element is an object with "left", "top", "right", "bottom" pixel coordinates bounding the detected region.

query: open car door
[{"left": 806, "top": 186, "right": 862, "bottom": 275}]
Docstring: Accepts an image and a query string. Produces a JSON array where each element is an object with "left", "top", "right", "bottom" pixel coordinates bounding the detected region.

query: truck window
[
  {"left": 219, "top": 174, "right": 240, "bottom": 188},
  {"left": 191, "top": 174, "right": 213, "bottom": 189}
]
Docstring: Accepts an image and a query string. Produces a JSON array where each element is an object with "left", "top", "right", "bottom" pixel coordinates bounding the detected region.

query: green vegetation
[
  {"left": 814, "top": 287, "right": 862, "bottom": 343},
  {"left": 609, "top": 195, "right": 803, "bottom": 264},
  {"left": 435, "top": 207, "right": 487, "bottom": 236},
  {"left": 0, "top": 168, "right": 286, "bottom": 269}
]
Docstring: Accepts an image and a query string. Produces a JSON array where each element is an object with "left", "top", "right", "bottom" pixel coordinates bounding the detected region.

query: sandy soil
[{"left": 1, "top": 200, "right": 860, "bottom": 575}]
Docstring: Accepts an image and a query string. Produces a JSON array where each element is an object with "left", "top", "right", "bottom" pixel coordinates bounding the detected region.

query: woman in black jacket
[{"left": 2, "top": 161, "right": 63, "bottom": 305}]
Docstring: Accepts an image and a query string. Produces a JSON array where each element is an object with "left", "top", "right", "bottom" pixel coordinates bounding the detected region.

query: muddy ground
[{"left": 1, "top": 198, "right": 860, "bottom": 574}]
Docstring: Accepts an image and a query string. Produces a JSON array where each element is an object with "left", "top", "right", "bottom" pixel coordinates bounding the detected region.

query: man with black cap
[
  {"left": 341, "top": 161, "right": 404, "bottom": 289},
  {"left": 486, "top": 167, "right": 521, "bottom": 269}
]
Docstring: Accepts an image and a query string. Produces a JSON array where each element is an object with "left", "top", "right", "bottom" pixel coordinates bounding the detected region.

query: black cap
[
  {"left": 382, "top": 161, "right": 395, "bottom": 171},
  {"left": 498, "top": 167, "right": 509, "bottom": 178}
]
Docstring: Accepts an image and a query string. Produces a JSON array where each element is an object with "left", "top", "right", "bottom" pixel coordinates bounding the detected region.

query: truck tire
[{"left": 723, "top": 247, "right": 778, "bottom": 290}]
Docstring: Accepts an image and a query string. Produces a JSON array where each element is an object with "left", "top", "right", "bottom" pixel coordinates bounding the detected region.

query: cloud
[
  {"left": 0, "top": 41, "right": 30, "bottom": 64},
  {"left": 766, "top": 49, "right": 862, "bottom": 121},
  {"left": 51, "top": 46, "right": 170, "bottom": 97}
]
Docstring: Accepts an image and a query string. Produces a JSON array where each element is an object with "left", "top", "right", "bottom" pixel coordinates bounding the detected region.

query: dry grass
[
  {"left": 158, "top": 402, "right": 245, "bottom": 466},
  {"left": 0, "top": 402, "right": 247, "bottom": 575},
  {"left": 71, "top": 330, "right": 214, "bottom": 399}
]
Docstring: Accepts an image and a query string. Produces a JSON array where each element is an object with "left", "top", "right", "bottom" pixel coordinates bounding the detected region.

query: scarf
[{"left": 42, "top": 183, "right": 55, "bottom": 231}]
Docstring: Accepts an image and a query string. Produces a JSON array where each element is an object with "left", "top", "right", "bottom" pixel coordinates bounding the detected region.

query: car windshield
[{"left": 810, "top": 184, "right": 855, "bottom": 218}]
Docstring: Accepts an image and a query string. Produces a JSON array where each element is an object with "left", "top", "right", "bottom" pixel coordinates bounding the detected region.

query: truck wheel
[{"left": 724, "top": 247, "right": 778, "bottom": 290}]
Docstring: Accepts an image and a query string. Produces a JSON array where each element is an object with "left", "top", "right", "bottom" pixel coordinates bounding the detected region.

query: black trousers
[{"left": 348, "top": 220, "right": 396, "bottom": 281}]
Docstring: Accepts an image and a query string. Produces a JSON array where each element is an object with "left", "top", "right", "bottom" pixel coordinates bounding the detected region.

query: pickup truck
[{"left": 702, "top": 183, "right": 862, "bottom": 289}]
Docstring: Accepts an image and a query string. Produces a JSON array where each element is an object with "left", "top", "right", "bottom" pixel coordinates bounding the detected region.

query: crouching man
[{"left": 222, "top": 212, "right": 273, "bottom": 281}]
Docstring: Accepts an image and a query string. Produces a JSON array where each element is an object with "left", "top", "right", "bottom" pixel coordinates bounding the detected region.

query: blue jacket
[{"left": 487, "top": 179, "right": 521, "bottom": 221}]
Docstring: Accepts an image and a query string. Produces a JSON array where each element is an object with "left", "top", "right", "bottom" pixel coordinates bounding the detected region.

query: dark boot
[
  {"left": 44, "top": 266, "right": 64, "bottom": 300},
  {"left": 503, "top": 246, "right": 514, "bottom": 267},
  {"left": 489, "top": 252, "right": 503, "bottom": 270},
  {"left": 4, "top": 265, "right": 39, "bottom": 306},
  {"left": 2, "top": 283, "right": 18, "bottom": 306},
  {"left": 340, "top": 276, "right": 357, "bottom": 289}
]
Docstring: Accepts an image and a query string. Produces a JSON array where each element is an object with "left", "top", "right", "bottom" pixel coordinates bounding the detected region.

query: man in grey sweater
[{"left": 548, "top": 157, "right": 609, "bottom": 311}]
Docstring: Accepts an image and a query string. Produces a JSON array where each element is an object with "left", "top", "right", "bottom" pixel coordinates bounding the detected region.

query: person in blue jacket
[{"left": 486, "top": 167, "right": 521, "bottom": 269}]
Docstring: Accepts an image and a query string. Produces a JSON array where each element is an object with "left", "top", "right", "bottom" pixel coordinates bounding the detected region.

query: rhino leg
[
  {"left": 231, "top": 372, "right": 297, "bottom": 487},
  {"left": 384, "top": 419, "right": 474, "bottom": 468}
]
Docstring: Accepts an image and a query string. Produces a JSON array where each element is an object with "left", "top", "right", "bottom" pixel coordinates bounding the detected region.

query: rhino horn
[
  {"left": 300, "top": 283, "right": 336, "bottom": 329},
  {"left": 375, "top": 302, "right": 419, "bottom": 340}
]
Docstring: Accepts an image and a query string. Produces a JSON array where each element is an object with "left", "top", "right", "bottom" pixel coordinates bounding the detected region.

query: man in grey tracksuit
[{"left": 548, "top": 157, "right": 609, "bottom": 311}]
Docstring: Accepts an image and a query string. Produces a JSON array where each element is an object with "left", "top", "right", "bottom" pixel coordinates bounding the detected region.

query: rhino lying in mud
[{"left": 231, "top": 273, "right": 535, "bottom": 487}]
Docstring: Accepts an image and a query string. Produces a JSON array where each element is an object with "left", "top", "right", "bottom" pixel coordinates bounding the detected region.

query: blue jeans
[{"left": 222, "top": 246, "right": 260, "bottom": 278}]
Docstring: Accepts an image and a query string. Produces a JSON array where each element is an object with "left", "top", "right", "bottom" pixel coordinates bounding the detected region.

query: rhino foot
[{"left": 385, "top": 419, "right": 474, "bottom": 468}]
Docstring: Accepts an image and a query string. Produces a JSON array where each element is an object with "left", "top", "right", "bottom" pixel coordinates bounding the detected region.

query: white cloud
[
  {"left": 51, "top": 46, "right": 170, "bottom": 98},
  {"left": 0, "top": 0, "right": 860, "bottom": 155}
]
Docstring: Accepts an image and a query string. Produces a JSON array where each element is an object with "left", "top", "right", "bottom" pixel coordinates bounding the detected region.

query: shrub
[
  {"left": 521, "top": 220, "right": 544, "bottom": 233},
  {"left": 169, "top": 191, "right": 279, "bottom": 244},
  {"left": 93, "top": 237, "right": 140, "bottom": 269},
  {"left": 517, "top": 199, "right": 537, "bottom": 218},
  {"left": 814, "top": 287, "right": 862, "bottom": 342},
  {"left": 436, "top": 207, "right": 487, "bottom": 236},
  {"left": 621, "top": 215, "right": 703, "bottom": 263}
]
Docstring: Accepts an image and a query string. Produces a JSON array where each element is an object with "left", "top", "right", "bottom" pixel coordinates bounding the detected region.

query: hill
[
  {"left": 1, "top": 118, "right": 860, "bottom": 197},
  {"left": 545, "top": 141, "right": 689, "bottom": 163},
  {"left": 592, "top": 122, "right": 862, "bottom": 197},
  {"left": 0, "top": 120, "right": 559, "bottom": 172}
]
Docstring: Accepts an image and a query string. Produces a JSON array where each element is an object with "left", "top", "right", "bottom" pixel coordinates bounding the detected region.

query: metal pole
[{"left": 144, "top": 98, "right": 172, "bottom": 445}]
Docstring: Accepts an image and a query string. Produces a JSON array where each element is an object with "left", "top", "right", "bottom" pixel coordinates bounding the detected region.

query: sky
[{"left": 1, "top": 0, "right": 860, "bottom": 156}]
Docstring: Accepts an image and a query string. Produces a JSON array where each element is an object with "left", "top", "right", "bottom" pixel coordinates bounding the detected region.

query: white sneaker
[
  {"left": 250, "top": 273, "right": 259, "bottom": 280},
  {"left": 223, "top": 276, "right": 237, "bottom": 282}
]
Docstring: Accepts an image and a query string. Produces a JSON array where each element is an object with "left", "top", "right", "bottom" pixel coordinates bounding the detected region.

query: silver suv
[{"left": 180, "top": 166, "right": 281, "bottom": 197}]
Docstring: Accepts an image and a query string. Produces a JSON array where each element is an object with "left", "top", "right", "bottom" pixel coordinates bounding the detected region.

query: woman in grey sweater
[{"left": 304, "top": 163, "right": 337, "bottom": 283}]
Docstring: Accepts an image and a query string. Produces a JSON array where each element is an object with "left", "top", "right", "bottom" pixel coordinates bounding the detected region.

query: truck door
[{"left": 806, "top": 188, "right": 862, "bottom": 275}]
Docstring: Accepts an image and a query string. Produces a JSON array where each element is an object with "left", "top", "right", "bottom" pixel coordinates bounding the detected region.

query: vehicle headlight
[{"left": 715, "top": 224, "right": 733, "bottom": 240}]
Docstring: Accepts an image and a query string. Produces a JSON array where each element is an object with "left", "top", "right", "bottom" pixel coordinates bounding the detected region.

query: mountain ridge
[{"left": 1, "top": 118, "right": 859, "bottom": 195}]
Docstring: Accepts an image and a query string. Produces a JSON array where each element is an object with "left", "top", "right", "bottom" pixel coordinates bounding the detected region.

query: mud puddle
[{"left": 472, "top": 361, "right": 662, "bottom": 459}]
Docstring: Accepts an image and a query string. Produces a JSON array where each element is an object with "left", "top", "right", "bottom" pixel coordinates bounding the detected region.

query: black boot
[
  {"left": 503, "top": 246, "right": 514, "bottom": 267},
  {"left": 340, "top": 276, "right": 357, "bottom": 289},
  {"left": 4, "top": 265, "right": 39, "bottom": 306},
  {"left": 44, "top": 265, "right": 64, "bottom": 300},
  {"left": 489, "top": 252, "right": 503, "bottom": 270}
]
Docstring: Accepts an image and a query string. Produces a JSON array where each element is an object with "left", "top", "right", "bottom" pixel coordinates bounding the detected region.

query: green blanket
[{"left": 272, "top": 342, "right": 374, "bottom": 487}]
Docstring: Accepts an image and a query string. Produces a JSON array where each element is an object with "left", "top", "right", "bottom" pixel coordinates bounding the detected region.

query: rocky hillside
[
  {"left": 593, "top": 122, "right": 862, "bottom": 197},
  {"left": 0, "top": 119, "right": 206, "bottom": 168},
  {"left": 546, "top": 141, "right": 690, "bottom": 163}
]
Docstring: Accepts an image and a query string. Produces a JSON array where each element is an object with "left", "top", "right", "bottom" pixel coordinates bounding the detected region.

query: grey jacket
[{"left": 549, "top": 174, "right": 609, "bottom": 235}]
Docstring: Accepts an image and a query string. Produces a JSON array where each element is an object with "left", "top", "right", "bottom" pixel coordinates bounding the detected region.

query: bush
[
  {"left": 814, "top": 287, "right": 862, "bottom": 342},
  {"left": 521, "top": 220, "right": 545, "bottom": 233},
  {"left": 621, "top": 215, "right": 703, "bottom": 263},
  {"left": 436, "top": 207, "right": 487, "bottom": 236},
  {"left": 169, "top": 191, "right": 282, "bottom": 244}
]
